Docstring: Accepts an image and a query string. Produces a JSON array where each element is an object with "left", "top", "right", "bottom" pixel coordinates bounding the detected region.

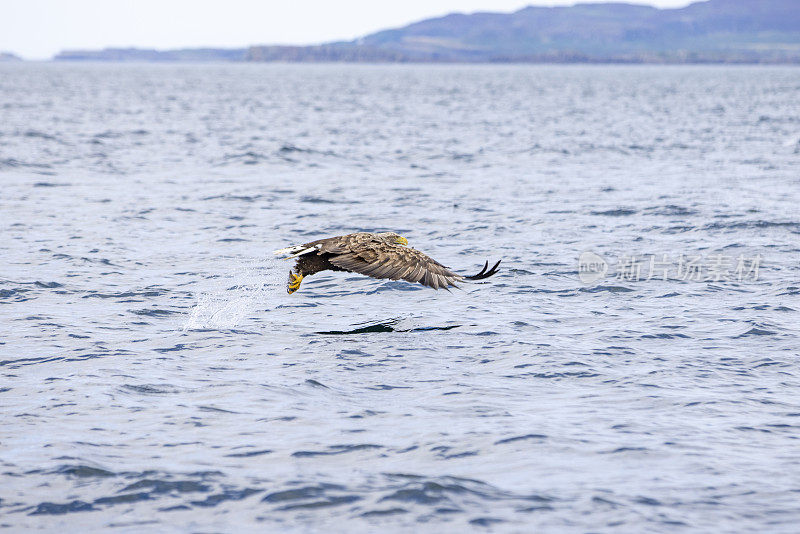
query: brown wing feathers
[
  {"left": 295, "top": 232, "right": 500, "bottom": 290},
  {"left": 325, "top": 240, "right": 459, "bottom": 290}
]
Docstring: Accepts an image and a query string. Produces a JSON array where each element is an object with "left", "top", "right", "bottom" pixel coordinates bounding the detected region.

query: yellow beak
[{"left": 396, "top": 236, "right": 408, "bottom": 246}]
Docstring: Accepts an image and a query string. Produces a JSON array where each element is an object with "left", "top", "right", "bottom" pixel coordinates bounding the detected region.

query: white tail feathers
[
  {"left": 273, "top": 245, "right": 306, "bottom": 256},
  {"left": 273, "top": 244, "right": 319, "bottom": 260}
]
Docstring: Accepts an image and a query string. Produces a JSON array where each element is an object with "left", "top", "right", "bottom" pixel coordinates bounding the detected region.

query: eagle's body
[{"left": 274, "top": 231, "right": 500, "bottom": 294}]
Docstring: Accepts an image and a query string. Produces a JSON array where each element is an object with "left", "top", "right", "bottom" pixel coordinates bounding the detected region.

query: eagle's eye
[{"left": 395, "top": 235, "right": 408, "bottom": 246}]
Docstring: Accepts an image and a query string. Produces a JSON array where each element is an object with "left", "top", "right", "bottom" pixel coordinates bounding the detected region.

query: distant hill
[
  {"left": 54, "top": 47, "right": 246, "bottom": 62},
  {"left": 0, "top": 52, "right": 22, "bottom": 61},
  {"left": 249, "top": 0, "right": 800, "bottom": 63},
  {"left": 343, "top": 0, "right": 800, "bottom": 62},
  {"left": 53, "top": 0, "right": 800, "bottom": 64}
]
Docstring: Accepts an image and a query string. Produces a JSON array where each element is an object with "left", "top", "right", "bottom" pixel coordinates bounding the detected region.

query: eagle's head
[{"left": 377, "top": 231, "right": 408, "bottom": 247}]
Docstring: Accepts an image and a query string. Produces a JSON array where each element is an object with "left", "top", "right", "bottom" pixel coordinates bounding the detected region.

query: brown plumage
[{"left": 273, "top": 231, "right": 501, "bottom": 294}]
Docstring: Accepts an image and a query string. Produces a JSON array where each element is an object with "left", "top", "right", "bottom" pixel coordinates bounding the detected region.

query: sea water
[{"left": 1, "top": 63, "right": 799, "bottom": 532}]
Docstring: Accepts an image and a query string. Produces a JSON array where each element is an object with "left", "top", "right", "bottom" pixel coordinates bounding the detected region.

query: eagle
[{"left": 273, "top": 232, "right": 501, "bottom": 294}]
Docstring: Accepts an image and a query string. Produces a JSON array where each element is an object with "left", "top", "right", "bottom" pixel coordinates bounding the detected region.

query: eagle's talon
[{"left": 287, "top": 272, "right": 304, "bottom": 294}]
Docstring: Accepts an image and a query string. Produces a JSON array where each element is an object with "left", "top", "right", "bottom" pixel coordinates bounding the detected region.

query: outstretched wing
[
  {"left": 312, "top": 232, "right": 376, "bottom": 255},
  {"left": 276, "top": 233, "right": 377, "bottom": 259},
  {"left": 326, "top": 237, "right": 501, "bottom": 290},
  {"left": 329, "top": 245, "right": 461, "bottom": 290}
]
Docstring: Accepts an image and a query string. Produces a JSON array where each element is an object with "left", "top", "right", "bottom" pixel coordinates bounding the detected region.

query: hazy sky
[{"left": 3, "top": 0, "right": 694, "bottom": 60}]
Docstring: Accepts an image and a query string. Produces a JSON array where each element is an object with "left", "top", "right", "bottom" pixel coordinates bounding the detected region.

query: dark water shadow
[{"left": 315, "top": 318, "right": 461, "bottom": 335}]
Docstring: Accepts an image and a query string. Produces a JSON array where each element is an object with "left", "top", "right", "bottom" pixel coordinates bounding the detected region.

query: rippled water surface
[{"left": 1, "top": 63, "right": 799, "bottom": 532}]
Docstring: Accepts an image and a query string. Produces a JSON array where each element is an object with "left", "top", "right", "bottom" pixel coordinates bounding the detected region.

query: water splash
[{"left": 183, "top": 259, "right": 280, "bottom": 331}]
